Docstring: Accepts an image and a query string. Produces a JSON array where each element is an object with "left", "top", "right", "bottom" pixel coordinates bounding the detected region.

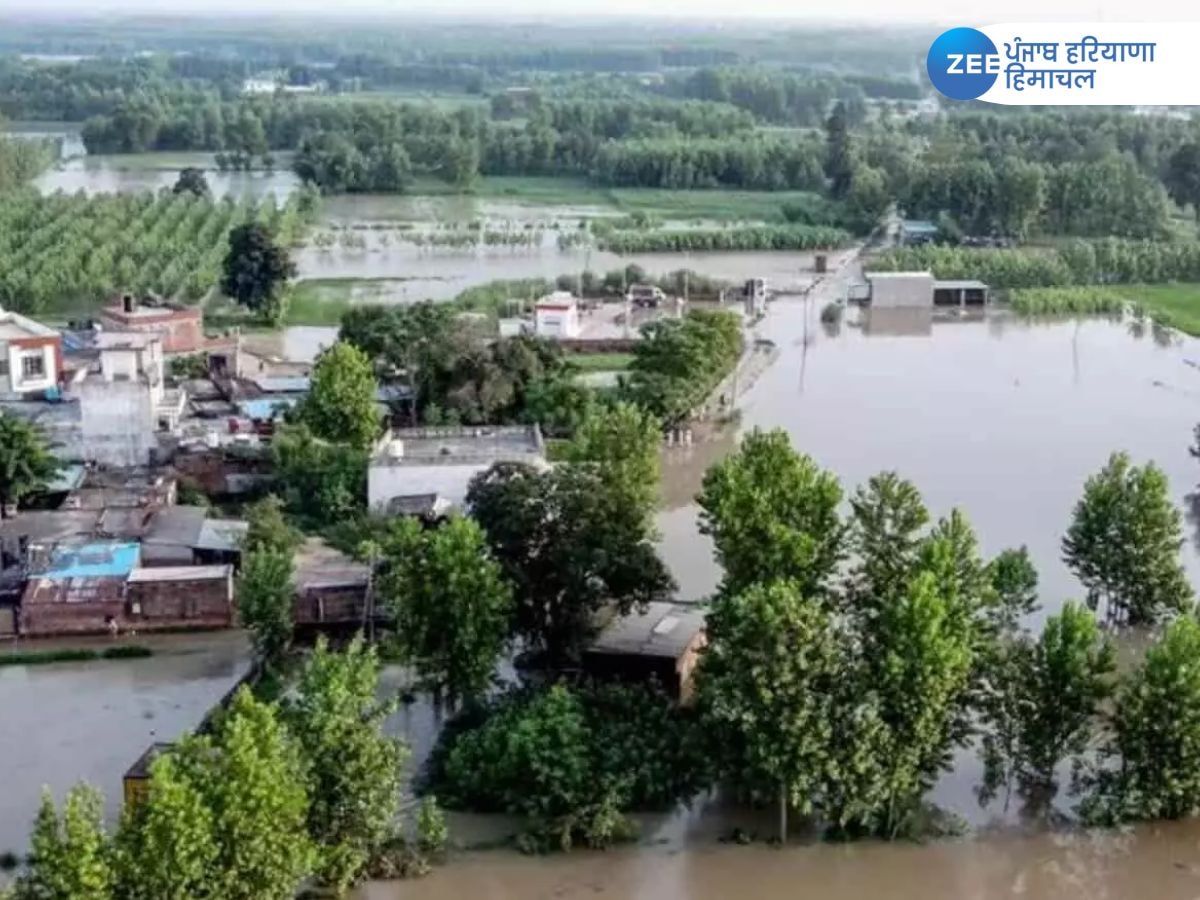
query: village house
[
  {"left": 0, "top": 307, "right": 62, "bottom": 398},
  {"left": 582, "top": 602, "right": 707, "bottom": 703},
  {"left": 367, "top": 425, "right": 547, "bottom": 512},
  {"left": 292, "top": 538, "right": 371, "bottom": 630},
  {"left": 534, "top": 291, "right": 582, "bottom": 339},
  {"left": 17, "top": 540, "right": 234, "bottom": 637},
  {"left": 864, "top": 271, "right": 990, "bottom": 309}
]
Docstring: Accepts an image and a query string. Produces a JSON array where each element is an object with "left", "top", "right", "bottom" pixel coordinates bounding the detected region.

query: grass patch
[
  {"left": 1103, "top": 283, "right": 1200, "bottom": 335},
  {"left": 0, "top": 645, "right": 154, "bottom": 666},
  {"left": 568, "top": 352, "right": 635, "bottom": 372},
  {"left": 1010, "top": 283, "right": 1200, "bottom": 335}
]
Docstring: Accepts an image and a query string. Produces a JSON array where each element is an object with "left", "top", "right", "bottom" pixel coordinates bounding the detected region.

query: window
[
  {"left": 21, "top": 354, "right": 45, "bottom": 380},
  {"left": 0, "top": 359, "right": 8, "bottom": 376}
]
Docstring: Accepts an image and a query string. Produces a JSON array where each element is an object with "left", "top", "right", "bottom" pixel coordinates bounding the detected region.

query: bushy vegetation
[
  {"left": 1008, "top": 287, "right": 1127, "bottom": 317},
  {"left": 0, "top": 189, "right": 313, "bottom": 314},
  {"left": 427, "top": 681, "right": 704, "bottom": 849},
  {"left": 622, "top": 308, "right": 744, "bottom": 424},
  {"left": 596, "top": 223, "right": 848, "bottom": 253}
]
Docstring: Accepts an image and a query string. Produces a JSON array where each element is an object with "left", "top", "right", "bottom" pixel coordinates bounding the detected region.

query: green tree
[
  {"left": 242, "top": 494, "right": 300, "bottom": 556},
  {"left": 286, "top": 637, "right": 406, "bottom": 894},
  {"left": 14, "top": 786, "right": 113, "bottom": 900},
  {"left": 378, "top": 516, "right": 513, "bottom": 706},
  {"left": 1082, "top": 617, "right": 1200, "bottom": 823},
  {"left": 843, "top": 165, "right": 889, "bottom": 233},
  {"left": 272, "top": 423, "right": 367, "bottom": 524},
  {"left": 845, "top": 471, "right": 929, "bottom": 623},
  {"left": 299, "top": 341, "right": 380, "bottom": 450},
  {"left": 467, "top": 462, "right": 674, "bottom": 663},
  {"left": 696, "top": 580, "right": 846, "bottom": 841},
  {"left": 824, "top": 100, "right": 855, "bottom": 199},
  {"left": 1062, "top": 451, "right": 1192, "bottom": 624},
  {"left": 113, "top": 750, "right": 219, "bottom": 900},
  {"left": 698, "top": 428, "right": 844, "bottom": 599},
  {"left": 985, "top": 546, "right": 1040, "bottom": 635},
  {"left": 206, "top": 688, "right": 314, "bottom": 900},
  {"left": 563, "top": 401, "right": 661, "bottom": 524},
  {"left": 978, "top": 603, "right": 1114, "bottom": 812},
  {"left": 172, "top": 166, "right": 210, "bottom": 197},
  {"left": 0, "top": 412, "right": 61, "bottom": 518},
  {"left": 867, "top": 571, "right": 975, "bottom": 837},
  {"left": 1165, "top": 142, "right": 1200, "bottom": 222},
  {"left": 220, "top": 222, "right": 296, "bottom": 324},
  {"left": 237, "top": 546, "right": 294, "bottom": 665}
]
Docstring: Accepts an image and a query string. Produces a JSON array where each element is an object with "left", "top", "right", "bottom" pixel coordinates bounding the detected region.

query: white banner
[{"left": 927, "top": 23, "right": 1187, "bottom": 105}]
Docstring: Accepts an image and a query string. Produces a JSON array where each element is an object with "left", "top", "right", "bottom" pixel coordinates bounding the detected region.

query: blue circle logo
[{"left": 927, "top": 27, "right": 999, "bottom": 101}]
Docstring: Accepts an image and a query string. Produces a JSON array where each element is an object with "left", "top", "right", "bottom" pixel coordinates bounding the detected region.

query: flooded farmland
[
  {"left": 0, "top": 632, "right": 251, "bottom": 854},
  {"left": 34, "top": 153, "right": 301, "bottom": 200}
]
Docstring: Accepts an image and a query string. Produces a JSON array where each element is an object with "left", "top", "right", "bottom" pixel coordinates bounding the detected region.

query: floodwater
[
  {"left": 365, "top": 264, "right": 1200, "bottom": 899},
  {"left": 295, "top": 242, "right": 826, "bottom": 303},
  {"left": 0, "top": 632, "right": 251, "bottom": 853},
  {"left": 357, "top": 820, "right": 1200, "bottom": 900},
  {"left": 657, "top": 302, "right": 1200, "bottom": 619},
  {"left": 32, "top": 151, "right": 300, "bottom": 200}
]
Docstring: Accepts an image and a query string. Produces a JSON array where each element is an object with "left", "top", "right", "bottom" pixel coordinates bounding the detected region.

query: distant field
[{"left": 408, "top": 175, "right": 821, "bottom": 223}]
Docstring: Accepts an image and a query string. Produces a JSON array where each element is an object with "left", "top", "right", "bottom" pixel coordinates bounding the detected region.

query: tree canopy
[
  {"left": 220, "top": 222, "right": 296, "bottom": 323},
  {"left": 0, "top": 412, "right": 61, "bottom": 519}
]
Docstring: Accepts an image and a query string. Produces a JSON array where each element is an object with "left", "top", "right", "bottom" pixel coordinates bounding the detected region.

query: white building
[
  {"left": 866, "top": 272, "right": 989, "bottom": 309},
  {"left": 0, "top": 308, "right": 61, "bottom": 398},
  {"left": 368, "top": 426, "right": 547, "bottom": 512},
  {"left": 534, "top": 292, "right": 582, "bottom": 339},
  {"left": 68, "top": 332, "right": 186, "bottom": 467}
]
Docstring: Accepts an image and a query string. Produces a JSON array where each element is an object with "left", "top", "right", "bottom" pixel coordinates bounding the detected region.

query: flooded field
[
  {"left": 0, "top": 632, "right": 251, "bottom": 853},
  {"left": 368, "top": 291, "right": 1200, "bottom": 899},
  {"left": 294, "top": 244, "right": 825, "bottom": 303},
  {"left": 34, "top": 154, "right": 301, "bottom": 200}
]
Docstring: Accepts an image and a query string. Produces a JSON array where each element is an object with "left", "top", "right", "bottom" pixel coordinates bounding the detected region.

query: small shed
[
  {"left": 582, "top": 602, "right": 707, "bottom": 703},
  {"left": 123, "top": 742, "right": 173, "bottom": 810},
  {"left": 292, "top": 538, "right": 371, "bottom": 628},
  {"left": 534, "top": 292, "right": 581, "bottom": 339},
  {"left": 867, "top": 271, "right": 935, "bottom": 309},
  {"left": 900, "top": 219, "right": 939, "bottom": 245},
  {"left": 127, "top": 565, "right": 234, "bottom": 629}
]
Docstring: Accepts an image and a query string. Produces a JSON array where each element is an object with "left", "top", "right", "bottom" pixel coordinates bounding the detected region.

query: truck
[{"left": 627, "top": 283, "right": 667, "bottom": 309}]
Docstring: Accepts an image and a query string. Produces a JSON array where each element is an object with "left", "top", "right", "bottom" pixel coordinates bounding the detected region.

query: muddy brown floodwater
[
  {"left": 0, "top": 632, "right": 251, "bottom": 854},
  {"left": 364, "top": 271, "right": 1200, "bottom": 898}
]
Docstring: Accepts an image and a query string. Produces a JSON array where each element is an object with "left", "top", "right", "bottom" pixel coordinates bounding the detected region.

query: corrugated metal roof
[
  {"left": 251, "top": 376, "right": 310, "bottom": 393},
  {"left": 196, "top": 519, "right": 248, "bottom": 553},
  {"left": 41, "top": 542, "right": 140, "bottom": 580},
  {"left": 587, "top": 602, "right": 705, "bottom": 661},
  {"left": 128, "top": 565, "right": 231, "bottom": 582},
  {"left": 143, "top": 506, "right": 207, "bottom": 548}
]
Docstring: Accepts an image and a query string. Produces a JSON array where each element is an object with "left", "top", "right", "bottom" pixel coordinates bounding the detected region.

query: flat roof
[
  {"left": 867, "top": 271, "right": 934, "bottom": 279},
  {"left": 251, "top": 376, "right": 311, "bottom": 393},
  {"left": 588, "top": 602, "right": 706, "bottom": 661},
  {"left": 294, "top": 538, "right": 369, "bottom": 591},
  {"left": 372, "top": 425, "right": 544, "bottom": 466},
  {"left": 0, "top": 309, "right": 58, "bottom": 340},
  {"left": 128, "top": 565, "right": 231, "bottom": 582},
  {"left": 94, "top": 331, "right": 160, "bottom": 350},
  {"left": 933, "top": 279, "right": 989, "bottom": 290},
  {"left": 41, "top": 541, "right": 140, "bottom": 580}
]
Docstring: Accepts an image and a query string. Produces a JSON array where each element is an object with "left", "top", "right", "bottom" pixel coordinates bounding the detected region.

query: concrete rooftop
[{"left": 371, "top": 425, "right": 545, "bottom": 467}]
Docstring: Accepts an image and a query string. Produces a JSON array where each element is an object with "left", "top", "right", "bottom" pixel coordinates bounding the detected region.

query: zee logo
[
  {"left": 928, "top": 27, "right": 1000, "bottom": 100},
  {"left": 946, "top": 53, "right": 1002, "bottom": 75}
]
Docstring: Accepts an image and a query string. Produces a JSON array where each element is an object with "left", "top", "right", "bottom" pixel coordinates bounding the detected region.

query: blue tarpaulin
[{"left": 42, "top": 542, "right": 140, "bottom": 580}]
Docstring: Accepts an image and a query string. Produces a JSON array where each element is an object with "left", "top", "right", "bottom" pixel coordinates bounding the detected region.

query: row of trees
[
  {"left": 869, "top": 237, "right": 1200, "bottom": 290},
  {"left": 901, "top": 156, "right": 1173, "bottom": 240},
  {"left": 414, "top": 429, "right": 1197, "bottom": 847},
  {"left": 3, "top": 639, "right": 435, "bottom": 899},
  {"left": 694, "top": 433, "right": 1193, "bottom": 837}
]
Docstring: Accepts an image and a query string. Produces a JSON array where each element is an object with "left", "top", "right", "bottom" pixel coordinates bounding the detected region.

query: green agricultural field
[
  {"left": 0, "top": 190, "right": 312, "bottom": 316},
  {"left": 1108, "top": 283, "right": 1200, "bottom": 335}
]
